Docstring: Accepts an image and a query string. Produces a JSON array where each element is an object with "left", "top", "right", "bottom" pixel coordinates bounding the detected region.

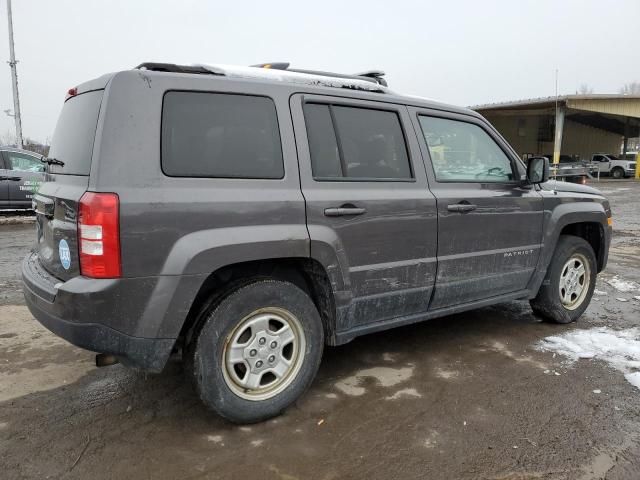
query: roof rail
[
  {"left": 250, "top": 62, "right": 387, "bottom": 86},
  {"left": 135, "top": 62, "right": 389, "bottom": 92},
  {"left": 136, "top": 62, "right": 219, "bottom": 75},
  {"left": 353, "top": 70, "right": 388, "bottom": 87}
]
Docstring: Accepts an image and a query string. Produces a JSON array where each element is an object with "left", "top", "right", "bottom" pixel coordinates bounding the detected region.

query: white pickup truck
[{"left": 591, "top": 154, "right": 637, "bottom": 179}]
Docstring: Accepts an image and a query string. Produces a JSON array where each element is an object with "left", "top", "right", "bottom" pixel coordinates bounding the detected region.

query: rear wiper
[{"left": 40, "top": 157, "right": 65, "bottom": 167}]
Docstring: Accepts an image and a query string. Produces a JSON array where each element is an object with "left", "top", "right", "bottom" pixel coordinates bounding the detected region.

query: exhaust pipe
[{"left": 95, "top": 353, "right": 119, "bottom": 367}]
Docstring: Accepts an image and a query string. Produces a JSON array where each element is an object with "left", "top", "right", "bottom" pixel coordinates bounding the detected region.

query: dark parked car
[
  {"left": 0, "top": 147, "right": 45, "bottom": 209},
  {"left": 22, "top": 63, "right": 612, "bottom": 423}
]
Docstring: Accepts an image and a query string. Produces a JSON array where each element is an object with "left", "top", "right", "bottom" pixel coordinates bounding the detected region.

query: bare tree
[
  {"left": 0, "top": 129, "right": 17, "bottom": 146},
  {"left": 577, "top": 84, "right": 593, "bottom": 95},
  {"left": 620, "top": 82, "right": 640, "bottom": 95}
]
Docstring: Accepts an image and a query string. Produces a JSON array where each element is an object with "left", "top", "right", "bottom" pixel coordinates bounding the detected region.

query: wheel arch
[
  {"left": 528, "top": 203, "right": 610, "bottom": 296},
  {"left": 179, "top": 257, "right": 339, "bottom": 350}
]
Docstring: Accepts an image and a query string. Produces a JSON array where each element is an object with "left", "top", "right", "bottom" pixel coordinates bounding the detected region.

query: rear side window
[
  {"left": 303, "top": 104, "right": 342, "bottom": 178},
  {"left": 303, "top": 103, "right": 412, "bottom": 180},
  {"left": 48, "top": 90, "right": 103, "bottom": 175},
  {"left": 162, "top": 92, "right": 284, "bottom": 179}
]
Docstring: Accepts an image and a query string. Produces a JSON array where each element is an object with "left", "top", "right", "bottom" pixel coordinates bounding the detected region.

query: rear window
[
  {"left": 161, "top": 91, "right": 284, "bottom": 179},
  {"left": 48, "top": 90, "right": 103, "bottom": 175}
]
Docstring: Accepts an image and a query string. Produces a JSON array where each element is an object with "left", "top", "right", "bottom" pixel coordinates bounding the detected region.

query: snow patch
[
  {"left": 382, "top": 352, "right": 397, "bottom": 362},
  {"left": 625, "top": 372, "right": 640, "bottom": 390},
  {"left": 606, "top": 276, "right": 640, "bottom": 293},
  {"left": 537, "top": 327, "right": 640, "bottom": 390},
  {"left": 206, "top": 435, "right": 223, "bottom": 444},
  {"left": 385, "top": 388, "right": 422, "bottom": 400},
  {"left": 434, "top": 368, "right": 460, "bottom": 379},
  {"left": 593, "top": 289, "right": 607, "bottom": 296},
  {"left": 335, "top": 366, "right": 414, "bottom": 396}
]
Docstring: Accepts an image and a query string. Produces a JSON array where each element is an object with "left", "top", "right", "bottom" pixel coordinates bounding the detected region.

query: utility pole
[{"left": 6, "top": 0, "right": 23, "bottom": 148}]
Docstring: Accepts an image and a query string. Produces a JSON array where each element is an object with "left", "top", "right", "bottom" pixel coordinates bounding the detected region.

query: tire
[
  {"left": 530, "top": 235, "right": 597, "bottom": 324},
  {"left": 611, "top": 167, "right": 624, "bottom": 179},
  {"left": 187, "top": 279, "right": 324, "bottom": 423}
]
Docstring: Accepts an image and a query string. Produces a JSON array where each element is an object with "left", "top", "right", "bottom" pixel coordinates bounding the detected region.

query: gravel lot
[{"left": 1, "top": 179, "right": 639, "bottom": 480}]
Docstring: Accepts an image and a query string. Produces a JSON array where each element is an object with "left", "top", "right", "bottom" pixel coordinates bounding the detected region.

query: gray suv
[{"left": 22, "top": 63, "right": 612, "bottom": 423}]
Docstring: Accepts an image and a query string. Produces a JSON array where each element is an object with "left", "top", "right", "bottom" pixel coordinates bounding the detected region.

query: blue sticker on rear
[{"left": 59, "top": 239, "right": 71, "bottom": 270}]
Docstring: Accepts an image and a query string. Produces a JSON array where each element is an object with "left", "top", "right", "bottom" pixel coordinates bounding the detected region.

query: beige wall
[{"left": 483, "top": 114, "right": 621, "bottom": 160}]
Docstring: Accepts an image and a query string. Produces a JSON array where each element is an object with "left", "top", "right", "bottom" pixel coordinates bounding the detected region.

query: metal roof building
[{"left": 473, "top": 95, "right": 640, "bottom": 162}]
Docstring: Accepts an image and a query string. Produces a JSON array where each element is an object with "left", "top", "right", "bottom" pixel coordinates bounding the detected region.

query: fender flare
[{"left": 529, "top": 202, "right": 608, "bottom": 294}]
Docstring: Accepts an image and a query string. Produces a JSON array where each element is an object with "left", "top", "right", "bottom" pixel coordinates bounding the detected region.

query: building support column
[
  {"left": 623, "top": 117, "right": 630, "bottom": 155},
  {"left": 552, "top": 106, "right": 565, "bottom": 165}
]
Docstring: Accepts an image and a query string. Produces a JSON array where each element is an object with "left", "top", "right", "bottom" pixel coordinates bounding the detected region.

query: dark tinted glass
[
  {"left": 162, "top": 92, "right": 284, "bottom": 179},
  {"left": 303, "top": 104, "right": 342, "bottom": 178},
  {"left": 331, "top": 106, "right": 411, "bottom": 179},
  {"left": 48, "top": 90, "right": 103, "bottom": 175}
]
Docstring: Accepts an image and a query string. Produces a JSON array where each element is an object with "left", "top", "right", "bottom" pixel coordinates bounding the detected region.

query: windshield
[
  {"left": 607, "top": 155, "right": 619, "bottom": 160},
  {"left": 47, "top": 90, "right": 103, "bottom": 175}
]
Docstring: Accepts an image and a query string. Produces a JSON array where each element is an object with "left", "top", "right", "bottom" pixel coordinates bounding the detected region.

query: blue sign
[{"left": 59, "top": 239, "right": 71, "bottom": 270}]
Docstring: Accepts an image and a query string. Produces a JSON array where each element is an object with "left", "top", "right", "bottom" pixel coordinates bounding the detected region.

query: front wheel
[
  {"left": 187, "top": 279, "right": 324, "bottom": 423},
  {"left": 530, "top": 235, "right": 597, "bottom": 324}
]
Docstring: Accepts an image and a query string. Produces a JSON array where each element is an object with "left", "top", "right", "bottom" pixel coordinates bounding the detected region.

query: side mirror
[{"left": 526, "top": 156, "right": 550, "bottom": 184}]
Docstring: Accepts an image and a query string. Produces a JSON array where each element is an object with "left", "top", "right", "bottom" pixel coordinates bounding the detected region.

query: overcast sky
[{"left": 0, "top": 0, "right": 638, "bottom": 143}]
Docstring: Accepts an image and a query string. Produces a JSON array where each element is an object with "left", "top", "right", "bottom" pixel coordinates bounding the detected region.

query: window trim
[
  {"left": 303, "top": 100, "right": 415, "bottom": 183},
  {"left": 416, "top": 111, "right": 522, "bottom": 185},
  {"left": 160, "top": 89, "right": 286, "bottom": 180}
]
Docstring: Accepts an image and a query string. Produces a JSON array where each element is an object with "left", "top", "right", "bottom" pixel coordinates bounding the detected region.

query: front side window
[
  {"left": 419, "top": 116, "right": 515, "bottom": 183},
  {"left": 162, "top": 92, "right": 284, "bottom": 179},
  {"left": 303, "top": 103, "right": 412, "bottom": 180},
  {"left": 7, "top": 153, "right": 44, "bottom": 172}
]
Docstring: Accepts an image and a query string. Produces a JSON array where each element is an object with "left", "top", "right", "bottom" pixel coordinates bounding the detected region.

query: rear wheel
[
  {"left": 187, "top": 279, "right": 324, "bottom": 423},
  {"left": 530, "top": 235, "right": 597, "bottom": 324},
  {"left": 611, "top": 167, "right": 624, "bottom": 179}
]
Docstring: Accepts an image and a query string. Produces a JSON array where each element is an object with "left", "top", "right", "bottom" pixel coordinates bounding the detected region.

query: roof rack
[
  {"left": 135, "top": 62, "right": 389, "bottom": 92},
  {"left": 250, "top": 62, "right": 388, "bottom": 86},
  {"left": 136, "top": 62, "right": 218, "bottom": 75}
]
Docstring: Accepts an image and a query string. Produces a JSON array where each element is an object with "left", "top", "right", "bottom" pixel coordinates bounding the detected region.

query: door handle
[
  {"left": 324, "top": 207, "right": 367, "bottom": 217},
  {"left": 447, "top": 203, "right": 477, "bottom": 213}
]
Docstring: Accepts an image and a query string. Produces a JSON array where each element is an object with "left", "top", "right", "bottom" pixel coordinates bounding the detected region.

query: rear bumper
[{"left": 22, "top": 252, "right": 175, "bottom": 372}]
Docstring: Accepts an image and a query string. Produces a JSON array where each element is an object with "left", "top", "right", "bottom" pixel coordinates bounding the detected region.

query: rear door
[
  {"left": 410, "top": 109, "right": 544, "bottom": 309},
  {"left": 3, "top": 151, "right": 44, "bottom": 208},
  {"left": 291, "top": 94, "right": 438, "bottom": 331},
  {"left": 34, "top": 89, "right": 103, "bottom": 280},
  {"left": 0, "top": 152, "right": 9, "bottom": 209}
]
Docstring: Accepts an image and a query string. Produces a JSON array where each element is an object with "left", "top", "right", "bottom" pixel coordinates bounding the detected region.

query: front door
[
  {"left": 593, "top": 154, "right": 611, "bottom": 173},
  {"left": 291, "top": 94, "right": 438, "bottom": 331},
  {"left": 0, "top": 153, "right": 10, "bottom": 209},
  {"left": 410, "top": 109, "right": 544, "bottom": 310},
  {"left": 3, "top": 151, "right": 44, "bottom": 208}
]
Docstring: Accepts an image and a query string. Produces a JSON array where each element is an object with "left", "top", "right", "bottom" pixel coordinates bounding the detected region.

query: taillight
[{"left": 78, "top": 192, "right": 121, "bottom": 278}]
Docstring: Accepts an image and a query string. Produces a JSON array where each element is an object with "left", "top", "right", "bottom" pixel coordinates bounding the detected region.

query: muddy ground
[{"left": 1, "top": 179, "right": 639, "bottom": 480}]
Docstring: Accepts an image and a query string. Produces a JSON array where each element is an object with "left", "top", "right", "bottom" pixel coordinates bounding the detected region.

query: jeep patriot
[{"left": 22, "top": 62, "right": 612, "bottom": 423}]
